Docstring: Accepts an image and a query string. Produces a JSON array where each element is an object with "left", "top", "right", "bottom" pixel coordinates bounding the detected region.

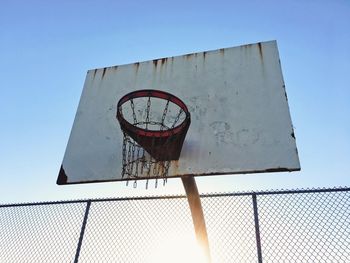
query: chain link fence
[{"left": 1, "top": 187, "right": 349, "bottom": 262}]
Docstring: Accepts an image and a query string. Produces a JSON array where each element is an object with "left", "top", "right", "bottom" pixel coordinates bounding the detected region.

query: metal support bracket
[{"left": 181, "top": 175, "right": 211, "bottom": 262}]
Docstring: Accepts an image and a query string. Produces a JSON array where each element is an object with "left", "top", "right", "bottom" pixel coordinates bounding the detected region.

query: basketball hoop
[{"left": 116, "top": 89, "right": 191, "bottom": 187}]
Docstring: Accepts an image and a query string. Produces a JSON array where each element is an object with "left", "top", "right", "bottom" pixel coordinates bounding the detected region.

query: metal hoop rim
[{"left": 116, "top": 89, "right": 191, "bottom": 138}]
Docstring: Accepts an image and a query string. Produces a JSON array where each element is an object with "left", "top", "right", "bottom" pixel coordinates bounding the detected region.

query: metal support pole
[
  {"left": 252, "top": 194, "right": 263, "bottom": 263},
  {"left": 74, "top": 200, "right": 91, "bottom": 263},
  {"left": 181, "top": 175, "right": 211, "bottom": 262}
]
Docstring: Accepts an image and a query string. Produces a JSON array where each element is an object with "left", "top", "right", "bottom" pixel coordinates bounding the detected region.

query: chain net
[
  {"left": 119, "top": 95, "right": 186, "bottom": 188},
  {"left": 121, "top": 133, "right": 170, "bottom": 188}
]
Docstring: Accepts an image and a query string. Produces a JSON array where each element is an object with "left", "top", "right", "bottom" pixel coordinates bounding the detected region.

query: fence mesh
[
  {"left": 0, "top": 188, "right": 349, "bottom": 262},
  {"left": 202, "top": 195, "right": 258, "bottom": 262},
  {"left": 257, "top": 190, "right": 350, "bottom": 263},
  {"left": 0, "top": 202, "right": 86, "bottom": 262}
]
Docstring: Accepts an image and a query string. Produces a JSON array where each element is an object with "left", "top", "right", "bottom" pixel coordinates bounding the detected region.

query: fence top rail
[{"left": 1, "top": 186, "right": 349, "bottom": 208}]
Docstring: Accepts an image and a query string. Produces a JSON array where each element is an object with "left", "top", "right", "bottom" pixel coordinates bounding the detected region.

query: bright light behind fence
[{"left": 145, "top": 232, "right": 207, "bottom": 263}]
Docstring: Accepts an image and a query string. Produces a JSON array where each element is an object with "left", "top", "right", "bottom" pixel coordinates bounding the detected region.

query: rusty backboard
[{"left": 57, "top": 40, "right": 300, "bottom": 185}]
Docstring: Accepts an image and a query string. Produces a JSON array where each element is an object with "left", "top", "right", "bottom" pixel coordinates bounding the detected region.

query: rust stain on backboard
[
  {"left": 258, "top": 43, "right": 263, "bottom": 59},
  {"left": 57, "top": 165, "right": 68, "bottom": 185},
  {"left": 102, "top": 68, "right": 107, "bottom": 79},
  {"left": 171, "top": 160, "right": 180, "bottom": 174},
  {"left": 153, "top": 59, "right": 158, "bottom": 67},
  {"left": 161, "top": 58, "right": 167, "bottom": 65},
  {"left": 264, "top": 167, "right": 293, "bottom": 173},
  {"left": 203, "top": 51, "right": 207, "bottom": 60},
  {"left": 291, "top": 132, "right": 295, "bottom": 139},
  {"left": 185, "top": 53, "right": 193, "bottom": 60},
  {"left": 282, "top": 84, "right": 289, "bottom": 101},
  {"left": 134, "top": 62, "right": 140, "bottom": 74}
]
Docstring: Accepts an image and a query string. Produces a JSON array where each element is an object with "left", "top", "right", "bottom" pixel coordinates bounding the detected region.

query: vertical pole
[
  {"left": 74, "top": 200, "right": 91, "bottom": 263},
  {"left": 252, "top": 194, "right": 263, "bottom": 263},
  {"left": 181, "top": 175, "right": 211, "bottom": 262}
]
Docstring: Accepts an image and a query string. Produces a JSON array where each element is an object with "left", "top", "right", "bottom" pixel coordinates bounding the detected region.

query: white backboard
[{"left": 58, "top": 40, "right": 300, "bottom": 185}]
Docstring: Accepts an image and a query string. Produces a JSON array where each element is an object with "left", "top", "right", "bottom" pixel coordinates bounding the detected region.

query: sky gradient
[{"left": 1, "top": 0, "right": 349, "bottom": 203}]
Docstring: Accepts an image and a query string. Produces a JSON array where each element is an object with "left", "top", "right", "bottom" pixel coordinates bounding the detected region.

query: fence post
[
  {"left": 252, "top": 194, "right": 263, "bottom": 263},
  {"left": 74, "top": 200, "right": 92, "bottom": 263}
]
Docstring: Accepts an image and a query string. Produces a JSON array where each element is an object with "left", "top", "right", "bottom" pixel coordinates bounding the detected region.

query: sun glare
[{"left": 145, "top": 232, "right": 207, "bottom": 263}]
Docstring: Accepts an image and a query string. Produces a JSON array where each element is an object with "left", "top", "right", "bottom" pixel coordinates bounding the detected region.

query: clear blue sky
[{"left": 1, "top": 0, "right": 349, "bottom": 203}]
